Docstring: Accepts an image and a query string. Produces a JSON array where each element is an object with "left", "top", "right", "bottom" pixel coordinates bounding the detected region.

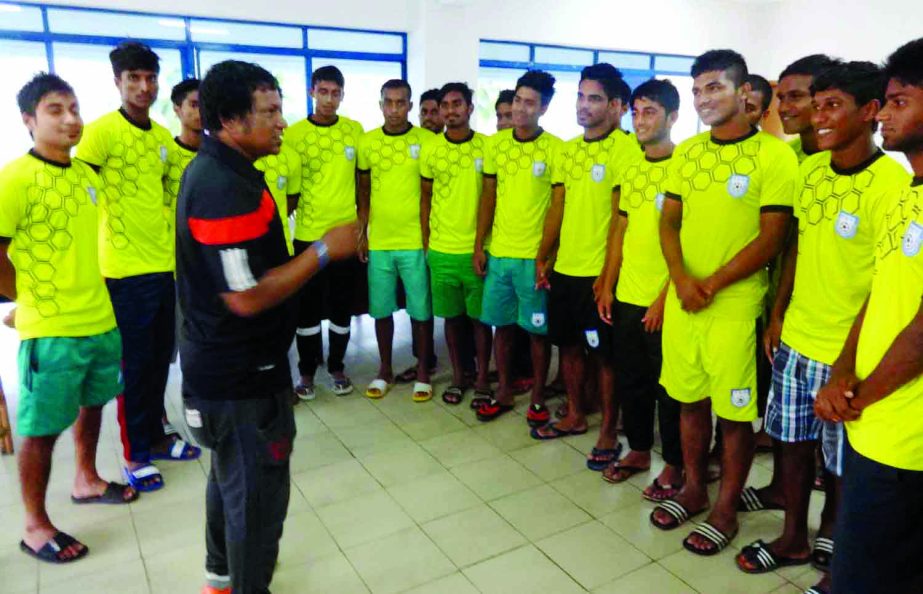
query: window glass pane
[
  {"left": 190, "top": 19, "right": 302, "bottom": 48},
  {"left": 477, "top": 67, "right": 582, "bottom": 140},
  {"left": 658, "top": 75, "right": 701, "bottom": 140},
  {"left": 0, "top": 3, "right": 44, "bottom": 32},
  {"left": 47, "top": 9, "right": 187, "bottom": 41},
  {"left": 474, "top": 67, "right": 519, "bottom": 134},
  {"left": 539, "top": 70, "right": 582, "bottom": 140},
  {"left": 308, "top": 29, "right": 402, "bottom": 54},
  {"left": 312, "top": 58, "right": 401, "bottom": 130},
  {"left": 53, "top": 43, "right": 184, "bottom": 134},
  {"left": 598, "top": 51, "right": 651, "bottom": 71},
  {"left": 198, "top": 51, "right": 307, "bottom": 124},
  {"left": 655, "top": 55, "right": 695, "bottom": 74},
  {"left": 0, "top": 40, "right": 49, "bottom": 166},
  {"left": 479, "top": 41, "right": 529, "bottom": 63},
  {"left": 534, "top": 46, "right": 593, "bottom": 67}
]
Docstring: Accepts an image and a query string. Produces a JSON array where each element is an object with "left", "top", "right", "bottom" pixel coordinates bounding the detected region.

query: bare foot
[{"left": 22, "top": 524, "right": 85, "bottom": 560}]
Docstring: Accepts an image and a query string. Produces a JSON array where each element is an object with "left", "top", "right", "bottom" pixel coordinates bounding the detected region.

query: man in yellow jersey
[
  {"left": 419, "top": 88, "right": 444, "bottom": 135},
  {"left": 744, "top": 74, "right": 773, "bottom": 129},
  {"left": 77, "top": 42, "right": 199, "bottom": 493},
  {"left": 815, "top": 38, "right": 923, "bottom": 594},
  {"left": 254, "top": 144, "right": 301, "bottom": 256},
  {"left": 284, "top": 65, "right": 364, "bottom": 400},
  {"left": 164, "top": 78, "right": 202, "bottom": 243},
  {"left": 474, "top": 70, "right": 561, "bottom": 423},
  {"left": 595, "top": 79, "right": 683, "bottom": 498},
  {"left": 535, "top": 64, "right": 640, "bottom": 442},
  {"left": 1, "top": 74, "right": 136, "bottom": 564},
  {"left": 652, "top": 50, "right": 798, "bottom": 556},
  {"left": 357, "top": 79, "right": 435, "bottom": 401},
  {"left": 736, "top": 62, "right": 909, "bottom": 587},
  {"left": 420, "top": 82, "right": 493, "bottom": 408}
]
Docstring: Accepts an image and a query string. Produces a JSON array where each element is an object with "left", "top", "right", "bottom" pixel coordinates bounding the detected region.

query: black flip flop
[
  {"left": 683, "top": 522, "right": 738, "bottom": 556},
  {"left": 650, "top": 499, "right": 707, "bottom": 531},
  {"left": 529, "top": 424, "right": 588, "bottom": 440},
  {"left": 811, "top": 537, "right": 834, "bottom": 571},
  {"left": 735, "top": 539, "right": 811, "bottom": 574},
  {"left": 71, "top": 482, "right": 139, "bottom": 505},
  {"left": 20, "top": 532, "right": 89, "bottom": 564},
  {"left": 442, "top": 385, "right": 466, "bottom": 405},
  {"left": 738, "top": 486, "right": 784, "bottom": 512}
]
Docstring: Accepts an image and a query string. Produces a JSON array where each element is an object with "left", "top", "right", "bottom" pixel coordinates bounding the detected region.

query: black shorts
[{"left": 547, "top": 272, "right": 611, "bottom": 357}]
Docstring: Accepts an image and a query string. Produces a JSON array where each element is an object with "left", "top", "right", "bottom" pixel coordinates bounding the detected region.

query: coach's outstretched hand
[{"left": 322, "top": 223, "right": 361, "bottom": 261}]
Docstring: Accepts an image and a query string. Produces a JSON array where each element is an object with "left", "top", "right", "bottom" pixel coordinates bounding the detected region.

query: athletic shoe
[{"left": 295, "top": 383, "right": 316, "bottom": 401}]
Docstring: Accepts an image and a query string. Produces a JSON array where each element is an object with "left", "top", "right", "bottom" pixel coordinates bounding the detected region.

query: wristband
[{"left": 314, "top": 240, "right": 330, "bottom": 269}]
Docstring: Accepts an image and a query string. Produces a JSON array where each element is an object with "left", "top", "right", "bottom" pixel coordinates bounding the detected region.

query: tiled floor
[{"left": 0, "top": 310, "right": 826, "bottom": 593}]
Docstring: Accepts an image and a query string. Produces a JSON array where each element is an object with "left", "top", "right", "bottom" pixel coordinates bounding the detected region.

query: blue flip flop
[
  {"left": 123, "top": 464, "right": 164, "bottom": 493},
  {"left": 150, "top": 439, "right": 201, "bottom": 462}
]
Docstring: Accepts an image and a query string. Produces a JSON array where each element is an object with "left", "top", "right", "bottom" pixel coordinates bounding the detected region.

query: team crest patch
[
  {"left": 655, "top": 193, "right": 665, "bottom": 212},
  {"left": 727, "top": 174, "right": 749, "bottom": 198},
  {"left": 903, "top": 221, "right": 923, "bottom": 257},
  {"left": 159, "top": 145, "right": 168, "bottom": 163},
  {"left": 730, "top": 388, "right": 751, "bottom": 408},
  {"left": 474, "top": 158, "right": 484, "bottom": 172},
  {"left": 86, "top": 186, "right": 97, "bottom": 205},
  {"left": 344, "top": 146, "right": 356, "bottom": 161},
  {"left": 531, "top": 312, "right": 545, "bottom": 328},
  {"left": 532, "top": 161, "right": 546, "bottom": 177},
  {"left": 409, "top": 144, "right": 421, "bottom": 159},
  {"left": 277, "top": 175, "right": 287, "bottom": 190},
  {"left": 591, "top": 164, "right": 606, "bottom": 183},
  {"left": 584, "top": 329, "right": 599, "bottom": 348},
  {"left": 835, "top": 211, "right": 859, "bottom": 239}
]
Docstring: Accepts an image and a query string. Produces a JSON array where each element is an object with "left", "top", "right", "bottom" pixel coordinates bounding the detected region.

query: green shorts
[
  {"left": 660, "top": 294, "right": 758, "bottom": 422},
  {"left": 17, "top": 329, "right": 123, "bottom": 437},
  {"left": 481, "top": 256, "right": 547, "bottom": 334},
  {"left": 427, "top": 249, "right": 484, "bottom": 319},
  {"left": 368, "top": 249, "right": 433, "bottom": 321}
]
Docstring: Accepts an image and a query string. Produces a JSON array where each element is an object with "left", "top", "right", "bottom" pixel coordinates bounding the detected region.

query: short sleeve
[
  {"left": 551, "top": 142, "right": 567, "bottom": 186},
  {"left": 75, "top": 118, "right": 110, "bottom": 167},
  {"left": 759, "top": 142, "right": 798, "bottom": 209},
  {"left": 664, "top": 148, "right": 684, "bottom": 199},
  {"left": 482, "top": 134, "right": 498, "bottom": 176},
  {"left": 357, "top": 133, "right": 371, "bottom": 172},
  {"left": 419, "top": 141, "right": 434, "bottom": 180},
  {"left": 0, "top": 165, "right": 24, "bottom": 239},
  {"left": 286, "top": 150, "right": 303, "bottom": 195},
  {"left": 609, "top": 138, "right": 641, "bottom": 190}
]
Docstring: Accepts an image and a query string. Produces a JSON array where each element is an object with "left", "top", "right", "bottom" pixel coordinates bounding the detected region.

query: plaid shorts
[{"left": 765, "top": 341, "right": 844, "bottom": 476}]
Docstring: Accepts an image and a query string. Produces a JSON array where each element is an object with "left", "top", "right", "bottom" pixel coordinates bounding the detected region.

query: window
[
  {"left": 478, "top": 40, "right": 701, "bottom": 140},
  {"left": 0, "top": 2, "right": 407, "bottom": 159}
]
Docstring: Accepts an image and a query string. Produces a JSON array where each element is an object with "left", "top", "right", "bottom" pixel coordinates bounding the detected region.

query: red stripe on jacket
[{"left": 188, "top": 191, "right": 276, "bottom": 246}]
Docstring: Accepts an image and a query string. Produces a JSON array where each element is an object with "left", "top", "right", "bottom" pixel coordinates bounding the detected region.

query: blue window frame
[{"left": 477, "top": 39, "right": 701, "bottom": 140}]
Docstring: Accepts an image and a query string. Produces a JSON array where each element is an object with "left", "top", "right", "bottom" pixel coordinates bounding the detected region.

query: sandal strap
[
  {"left": 129, "top": 464, "right": 161, "bottom": 479},
  {"left": 813, "top": 537, "right": 834, "bottom": 554},
  {"left": 739, "top": 486, "right": 765, "bottom": 511},
  {"left": 692, "top": 522, "right": 730, "bottom": 548},
  {"left": 413, "top": 382, "right": 432, "bottom": 393},
  {"left": 657, "top": 499, "right": 690, "bottom": 523},
  {"left": 741, "top": 540, "right": 777, "bottom": 570},
  {"left": 170, "top": 440, "right": 188, "bottom": 459}
]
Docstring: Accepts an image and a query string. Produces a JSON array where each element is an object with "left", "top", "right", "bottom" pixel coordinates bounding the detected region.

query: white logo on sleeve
[
  {"left": 219, "top": 248, "right": 258, "bottom": 292},
  {"left": 835, "top": 211, "right": 859, "bottom": 239},
  {"left": 585, "top": 329, "right": 600, "bottom": 348},
  {"left": 731, "top": 388, "right": 751, "bottom": 408},
  {"left": 409, "top": 144, "right": 421, "bottom": 159},
  {"left": 591, "top": 164, "right": 606, "bottom": 183},
  {"left": 344, "top": 146, "right": 356, "bottom": 161},
  {"left": 160, "top": 145, "right": 168, "bottom": 163},
  {"left": 903, "top": 221, "right": 923, "bottom": 257},
  {"left": 655, "top": 193, "right": 665, "bottom": 212},
  {"left": 277, "top": 175, "right": 287, "bottom": 190},
  {"left": 531, "top": 312, "right": 545, "bottom": 328},
  {"left": 727, "top": 174, "right": 750, "bottom": 198},
  {"left": 474, "top": 157, "right": 484, "bottom": 172},
  {"left": 532, "top": 161, "right": 546, "bottom": 177}
]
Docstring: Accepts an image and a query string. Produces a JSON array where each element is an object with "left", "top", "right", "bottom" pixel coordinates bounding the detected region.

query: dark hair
[
  {"left": 200, "top": 60, "right": 280, "bottom": 133},
  {"left": 778, "top": 54, "right": 838, "bottom": 83},
  {"left": 439, "top": 82, "right": 473, "bottom": 106},
  {"left": 495, "top": 89, "right": 515, "bottom": 110},
  {"left": 630, "top": 78, "right": 680, "bottom": 114},
  {"left": 516, "top": 70, "right": 557, "bottom": 106},
  {"left": 170, "top": 78, "right": 200, "bottom": 107},
  {"left": 109, "top": 41, "right": 160, "bottom": 77},
  {"left": 812, "top": 61, "right": 885, "bottom": 106},
  {"left": 691, "top": 49, "right": 748, "bottom": 88},
  {"left": 580, "top": 63, "right": 630, "bottom": 103},
  {"left": 746, "top": 74, "right": 773, "bottom": 112},
  {"left": 311, "top": 65, "right": 344, "bottom": 89},
  {"left": 884, "top": 37, "right": 923, "bottom": 88},
  {"left": 420, "top": 88, "right": 440, "bottom": 104},
  {"left": 17, "top": 72, "right": 75, "bottom": 116},
  {"left": 381, "top": 79, "right": 412, "bottom": 100}
]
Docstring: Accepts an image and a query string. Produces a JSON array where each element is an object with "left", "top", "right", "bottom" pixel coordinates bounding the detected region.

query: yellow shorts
[{"left": 660, "top": 295, "right": 758, "bottom": 422}]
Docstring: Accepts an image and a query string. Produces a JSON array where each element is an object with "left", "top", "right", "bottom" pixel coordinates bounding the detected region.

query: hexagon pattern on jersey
[
  {"left": 257, "top": 149, "right": 297, "bottom": 193},
  {"left": 428, "top": 136, "right": 486, "bottom": 236},
  {"left": 561, "top": 139, "right": 612, "bottom": 184},
  {"left": 101, "top": 126, "right": 167, "bottom": 249},
  {"left": 17, "top": 165, "right": 91, "bottom": 317},
  {"left": 622, "top": 160, "right": 669, "bottom": 209},
  {"left": 676, "top": 138, "right": 759, "bottom": 194},
  {"left": 291, "top": 121, "right": 362, "bottom": 230},
  {"left": 878, "top": 186, "right": 922, "bottom": 260},
  {"left": 364, "top": 135, "right": 414, "bottom": 193},
  {"left": 492, "top": 135, "right": 553, "bottom": 191},
  {"left": 163, "top": 145, "right": 196, "bottom": 210},
  {"left": 798, "top": 163, "right": 876, "bottom": 229}
]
